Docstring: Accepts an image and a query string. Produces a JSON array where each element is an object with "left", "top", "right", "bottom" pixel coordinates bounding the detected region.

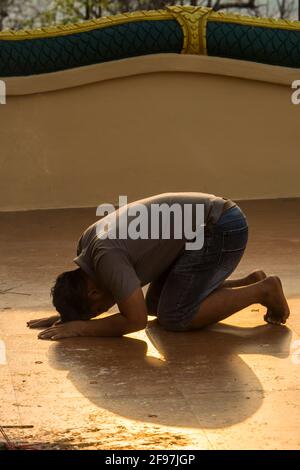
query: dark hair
[{"left": 51, "top": 268, "right": 90, "bottom": 322}]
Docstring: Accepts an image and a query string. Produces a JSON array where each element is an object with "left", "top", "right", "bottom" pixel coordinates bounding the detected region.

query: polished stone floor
[{"left": 0, "top": 198, "right": 299, "bottom": 449}]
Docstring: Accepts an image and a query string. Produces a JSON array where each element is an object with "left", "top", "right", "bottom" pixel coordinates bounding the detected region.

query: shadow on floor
[{"left": 48, "top": 320, "right": 292, "bottom": 429}]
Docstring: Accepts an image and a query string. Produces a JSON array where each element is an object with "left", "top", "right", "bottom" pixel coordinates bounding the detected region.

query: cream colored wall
[{"left": 0, "top": 54, "right": 299, "bottom": 211}]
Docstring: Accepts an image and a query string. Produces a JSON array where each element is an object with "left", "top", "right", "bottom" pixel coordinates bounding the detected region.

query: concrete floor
[{"left": 0, "top": 198, "right": 299, "bottom": 450}]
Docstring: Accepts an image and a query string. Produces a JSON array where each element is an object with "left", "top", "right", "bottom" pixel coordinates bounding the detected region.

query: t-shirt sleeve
[{"left": 93, "top": 250, "right": 141, "bottom": 303}]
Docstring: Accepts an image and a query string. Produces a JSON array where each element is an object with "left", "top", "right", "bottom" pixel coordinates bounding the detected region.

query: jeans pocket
[{"left": 222, "top": 225, "right": 248, "bottom": 252}]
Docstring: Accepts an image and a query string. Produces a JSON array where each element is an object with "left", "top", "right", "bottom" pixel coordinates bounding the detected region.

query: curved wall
[{"left": 0, "top": 54, "right": 299, "bottom": 211}]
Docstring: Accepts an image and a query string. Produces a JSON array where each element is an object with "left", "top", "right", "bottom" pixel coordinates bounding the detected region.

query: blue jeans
[{"left": 145, "top": 205, "right": 248, "bottom": 331}]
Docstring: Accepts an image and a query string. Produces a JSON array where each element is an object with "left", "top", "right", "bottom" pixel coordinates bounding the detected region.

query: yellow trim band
[{"left": 209, "top": 11, "right": 300, "bottom": 31}]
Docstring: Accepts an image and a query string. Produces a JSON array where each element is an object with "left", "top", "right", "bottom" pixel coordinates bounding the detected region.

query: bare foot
[
  {"left": 246, "top": 270, "right": 267, "bottom": 284},
  {"left": 262, "top": 276, "right": 290, "bottom": 325}
]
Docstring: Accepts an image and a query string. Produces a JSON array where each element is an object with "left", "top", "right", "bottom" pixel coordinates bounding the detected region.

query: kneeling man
[{"left": 28, "top": 192, "right": 290, "bottom": 339}]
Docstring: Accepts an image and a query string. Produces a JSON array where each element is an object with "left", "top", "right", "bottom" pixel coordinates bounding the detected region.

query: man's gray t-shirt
[{"left": 74, "top": 192, "right": 235, "bottom": 304}]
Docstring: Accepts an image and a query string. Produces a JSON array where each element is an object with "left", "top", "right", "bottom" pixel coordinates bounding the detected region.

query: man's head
[{"left": 51, "top": 268, "right": 113, "bottom": 322}]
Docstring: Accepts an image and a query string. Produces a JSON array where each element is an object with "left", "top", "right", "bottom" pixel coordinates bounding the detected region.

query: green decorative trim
[
  {"left": 0, "top": 20, "right": 183, "bottom": 77},
  {"left": 1, "top": 7, "right": 300, "bottom": 77}
]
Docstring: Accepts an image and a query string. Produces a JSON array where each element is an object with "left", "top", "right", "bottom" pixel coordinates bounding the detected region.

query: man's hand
[
  {"left": 27, "top": 315, "right": 61, "bottom": 329},
  {"left": 38, "top": 320, "right": 87, "bottom": 340}
]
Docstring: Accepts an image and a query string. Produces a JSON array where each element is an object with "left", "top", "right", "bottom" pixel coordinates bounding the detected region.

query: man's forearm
[{"left": 81, "top": 313, "right": 145, "bottom": 337}]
